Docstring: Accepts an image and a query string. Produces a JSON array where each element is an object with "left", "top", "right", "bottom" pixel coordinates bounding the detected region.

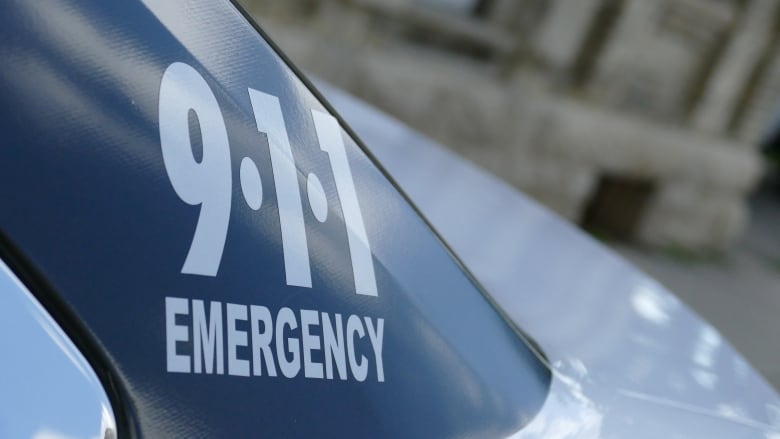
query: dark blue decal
[{"left": 0, "top": 0, "right": 550, "bottom": 437}]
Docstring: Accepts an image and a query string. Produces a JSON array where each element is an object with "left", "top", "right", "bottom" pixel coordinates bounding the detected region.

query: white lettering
[
  {"left": 346, "top": 314, "right": 368, "bottom": 382},
  {"left": 192, "top": 300, "right": 224, "bottom": 374},
  {"left": 322, "top": 312, "right": 347, "bottom": 380},
  {"left": 250, "top": 305, "right": 277, "bottom": 377},
  {"left": 248, "top": 89, "right": 311, "bottom": 288},
  {"left": 159, "top": 63, "right": 232, "bottom": 277},
  {"left": 165, "top": 298, "right": 385, "bottom": 382},
  {"left": 226, "top": 303, "right": 250, "bottom": 377},
  {"left": 365, "top": 317, "right": 385, "bottom": 382},
  {"left": 165, "top": 297, "right": 191, "bottom": 373},
  {"left": 312, "top": 110, "right": 378, "bottom": 296},
  {"left": 301, "top": 309, "right": 324, "bottom": 379},
  {"left": 276, "top": 307, "right": 301, "bottom": 378}
]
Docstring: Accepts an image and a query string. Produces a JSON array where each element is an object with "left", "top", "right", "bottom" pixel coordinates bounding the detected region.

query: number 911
[{"left": 158, "top": 62, "right": 377, "bottom": 297}]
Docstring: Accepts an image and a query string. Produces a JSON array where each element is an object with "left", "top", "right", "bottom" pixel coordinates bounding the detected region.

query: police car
[{"left": 0, "top": 0, "right": 778, "bottom": 437}]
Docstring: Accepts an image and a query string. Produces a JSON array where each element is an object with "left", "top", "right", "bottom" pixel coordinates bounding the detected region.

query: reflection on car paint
[
  {"left": 320, "top": 81, "right": 780, "bottom": 438},
  {"left": 0, "top": 259, "right": 116, "bottom": 439}
]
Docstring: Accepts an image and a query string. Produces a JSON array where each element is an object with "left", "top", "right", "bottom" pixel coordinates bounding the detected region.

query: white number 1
[
  {"left": 248, "top": 89, "right": 312, "bottom": 288},
  {"left": 312, "top": 110, "right": 377, "bottom": 297}
]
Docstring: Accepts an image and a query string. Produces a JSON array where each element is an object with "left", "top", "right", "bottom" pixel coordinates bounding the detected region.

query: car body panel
[
  {"left": 0, "top": 258, "right": 116, "bottom": 439},
  {"left": 0, "top": 0, "right": 549, "bottom": 437},
  {"left": 319, "top": 81, "right": 780, "bottom": 438}
]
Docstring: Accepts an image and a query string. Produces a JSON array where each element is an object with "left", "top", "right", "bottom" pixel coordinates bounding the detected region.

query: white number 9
[{"left": 159, "top": 62, "right": 232, "bottom": 277}]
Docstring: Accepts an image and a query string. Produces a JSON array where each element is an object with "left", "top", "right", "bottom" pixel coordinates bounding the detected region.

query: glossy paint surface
[
  {"left": 321, "top": 82, "right": 780, "bottom": 438},
  {"left": 0, "top": 0, "right": 549, "bottom": 437},
  {"left": 0, "top": 258, "right": 116, "bottom": 439}
]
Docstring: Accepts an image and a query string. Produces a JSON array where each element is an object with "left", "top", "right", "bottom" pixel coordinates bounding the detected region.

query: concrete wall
[{"left": 246, "top": 0, "right": 776, "bottom": 251}]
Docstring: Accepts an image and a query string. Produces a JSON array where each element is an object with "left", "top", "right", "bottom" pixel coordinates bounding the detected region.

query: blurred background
[{"left": 240, "top": 0, "right": 780, "bottom": 389}]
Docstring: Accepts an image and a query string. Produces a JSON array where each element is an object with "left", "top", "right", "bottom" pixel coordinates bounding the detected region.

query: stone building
[{"left": 244, "top": 0, "right": 780, "bottom": 250}]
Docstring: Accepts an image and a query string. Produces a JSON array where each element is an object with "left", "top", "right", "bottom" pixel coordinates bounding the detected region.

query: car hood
[{"left": 319, "top": 81, "right": 780, "bottom": 438}]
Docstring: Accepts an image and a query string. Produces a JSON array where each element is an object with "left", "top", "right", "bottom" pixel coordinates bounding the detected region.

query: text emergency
[{"left": 165, "top": 297, "right": 385, "bottom": 382}]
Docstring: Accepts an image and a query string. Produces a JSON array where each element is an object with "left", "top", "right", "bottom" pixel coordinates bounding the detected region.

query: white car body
[{"left": 321, "top": 81, "right": 780, "bottom": 438}]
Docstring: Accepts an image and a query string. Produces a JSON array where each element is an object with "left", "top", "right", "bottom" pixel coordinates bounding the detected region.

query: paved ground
[{"left": 610, "top": 185, "right": 780, "bottom": 391}]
